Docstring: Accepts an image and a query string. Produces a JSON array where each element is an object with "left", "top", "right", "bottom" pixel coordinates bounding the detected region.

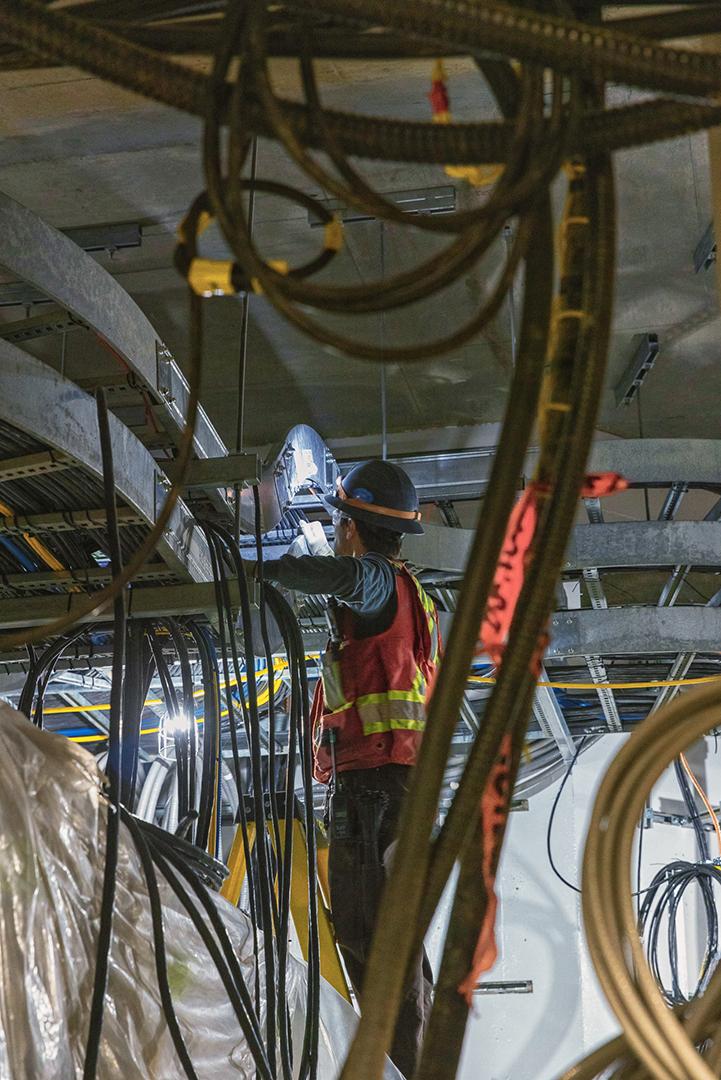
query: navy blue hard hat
[{"left": 325, "top": 459, "right": 423, "bottom": 535}]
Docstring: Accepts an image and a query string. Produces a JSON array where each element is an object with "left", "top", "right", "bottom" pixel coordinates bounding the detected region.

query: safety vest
[{"left": 311, "top": 560, "right": 440, "bottom": 784}]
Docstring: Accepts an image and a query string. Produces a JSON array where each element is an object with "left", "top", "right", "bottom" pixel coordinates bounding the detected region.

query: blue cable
[{"left": 0, "top": 535, "right": 37, "bottom": 572}]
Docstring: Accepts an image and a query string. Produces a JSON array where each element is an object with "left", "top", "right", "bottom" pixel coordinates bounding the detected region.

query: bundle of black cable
[{"left": 638, "top": 761, "right": 721, "bottom": 1006}]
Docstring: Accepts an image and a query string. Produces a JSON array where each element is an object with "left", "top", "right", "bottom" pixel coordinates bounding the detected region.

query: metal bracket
[
  {"left": 614, "top": 333, "right": 659, "bottom": 407},
  {"left": 532, "top": 669, "right": 576, "bottom": 762},
  {"left": 162, "top": 453, "right": 261, "bottom": 490},
  {"left": 475, "top": 981, "right": 533, "bottom": 995},
  {"left": 308, "top": 185, "right": 456, "bottom": 226},
  {"left": 693, "top": 221, "right": 716, "bottom": 273}
]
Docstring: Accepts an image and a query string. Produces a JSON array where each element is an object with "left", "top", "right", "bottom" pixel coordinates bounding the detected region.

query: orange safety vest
[{"left": 310, "top": 560, "right": 440, "bottom": 784}]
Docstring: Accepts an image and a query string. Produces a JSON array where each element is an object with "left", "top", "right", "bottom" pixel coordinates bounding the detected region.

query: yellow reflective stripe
[
  {"left": 356, "top": 688, "right": 426, "bottom": 706},
  {"left": 326, "top": 701, "right": 352, "bottom": 717},
  {"left": 405, "top": 567, "right": 440, "bottom": 661},
  {"left": 362, "top": 719, "right": 426, "bottom": 734},
  {"left": 357, "top": 694, "right": 426, "bottom": 735}
]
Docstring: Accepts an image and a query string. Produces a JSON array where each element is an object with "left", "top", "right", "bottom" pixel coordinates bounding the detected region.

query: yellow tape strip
[
  {"left": 323, "top": 216, "right": 344, "bottom": 252},
  {"left": 188, "top": 257, "right": 235, "bottom": 297},
  {"left": 250, "top": 260, "right": 289, "bottom": 295}
]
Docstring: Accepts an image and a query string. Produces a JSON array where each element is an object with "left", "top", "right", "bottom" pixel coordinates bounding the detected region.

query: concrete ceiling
[{"left": 0, "top": 43, "right": 718, "bottom": 457}]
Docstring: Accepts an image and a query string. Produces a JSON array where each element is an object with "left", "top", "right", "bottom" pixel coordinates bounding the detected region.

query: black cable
[
  {"left": 121, "top": 621, "right": 147, "bottom": 809},
  {"left": 121, "top": 811, "right": 199, "bottom": 1079},
  {"left": 206, "top": 523, "right": 278, "bottom": 1071},
  {"left": 188, "top": 621, "right": 219, "bottom": 851},
  {"left": 18, "top": 627, "right": 86, "bottom": 721},
  {"left": 639, "top": 860, "right": 721, "bottom": 1005},
  {"left": 675, "top": 758, "right": 710, "bottom": 861},
  {"left": 167, "top": 620, "right": 196, "bottom": 820},
  {"left": 252, "top": 486, "right": 288, "bottom": 1003},
  {"left": 546, "top": 737, "right": 587, "bottom": 894},
  {"left": 151, "top": 845, "right": 274, "bottom": 1080},
  {"left": 263, "top": 588, "right": 298, "bottom": 1050},
  {"left": 252, "top": 488, "right": 283, "bottom": 853},
  {"left": 263, "top": 583, "right": 320, "bottom": 1080},
  {"left": 151, "top": 630, "right": 189, "bottom": 822},
  {"left": 202, "top": 525, "right": 262, "bottom": 1007},
  {"left": 83, "top": 389, "right": 127, "bottom": 1079},
  {"left": 637, "top": 802, "right": 645, "bottom": 920}
]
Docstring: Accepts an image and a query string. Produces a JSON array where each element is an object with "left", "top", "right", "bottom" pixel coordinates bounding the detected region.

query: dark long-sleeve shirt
[{"left": 263, "top": 552, "right": 398, "bottom": 633}]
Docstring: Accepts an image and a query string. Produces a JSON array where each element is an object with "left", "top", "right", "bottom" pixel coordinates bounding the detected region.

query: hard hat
[{"left": 325, "top": 459, "right": 423, "bottom": 535}]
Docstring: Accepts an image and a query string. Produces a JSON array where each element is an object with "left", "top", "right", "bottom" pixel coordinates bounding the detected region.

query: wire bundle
[
  {"left": 640, "top": 860, "right": 721, "bottom": 1009},
  {"left": 191, "top": 0, "right": 577, "bottom": 361},
  {"left": 201, "top": 502, "right": 321, "bottom": 1080},
  {"left": 563, "top": 683, "right": 721, "bottom": 1080},
  {"left": 13, "top": 440, "right": 323, "bottom": 1075},
  {"left": 3, "top": 2, "right": 721, "bottom": 1077}
]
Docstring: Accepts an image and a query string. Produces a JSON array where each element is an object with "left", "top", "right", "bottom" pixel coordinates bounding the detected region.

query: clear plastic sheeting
[{"left": 0, "top": 702, "right": 400, "bottom": 1079}]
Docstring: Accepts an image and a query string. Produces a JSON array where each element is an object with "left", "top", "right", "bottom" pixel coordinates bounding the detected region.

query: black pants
[{"left": 328, "top": 765, "right": 433, "bottom": 1079}]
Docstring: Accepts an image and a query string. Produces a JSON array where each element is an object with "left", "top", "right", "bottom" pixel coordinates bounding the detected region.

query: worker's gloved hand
[{"left": 299, "top": 520, "right": 333, "bottom": 557}]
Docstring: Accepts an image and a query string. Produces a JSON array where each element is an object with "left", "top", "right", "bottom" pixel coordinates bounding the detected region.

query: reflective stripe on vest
[
  {"left": 357, "top": 693, "right": 426, "bottom": 735},
  {"left": 400, "top": 563, "right": 440, "bottom": 666},
  {"left": 318, "top": 562, "right": 439, "bottom": 740},
  {"left": 327, "top": 641, "right": 430, "bottom": 737}
]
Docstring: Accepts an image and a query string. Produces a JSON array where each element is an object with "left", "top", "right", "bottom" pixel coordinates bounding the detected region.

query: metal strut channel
[
  {"left": 405, "top": 520, "right": 721, "bottom": 577},
  {"left": 581, "top": 569, "right": 623, "bottom": 732},
  {"left": 0, "top": 191, "right": 226, "bottom": 463},
  {"left": 531, "top": 667, "right": 576, "bottom": 762},
  {"left": 341, "top": 439, "right": 721, "bottom": 503},
  {"left": 0, "top": 340, "right": 212, "bottom": 583},
  {"left": 547, "top": 608, "right": 721, "bottom": 659}
]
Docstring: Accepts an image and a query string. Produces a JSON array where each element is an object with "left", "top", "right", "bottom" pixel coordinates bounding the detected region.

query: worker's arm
[{"left": 260, "top": 552, "right": 396, "bottom": 616}]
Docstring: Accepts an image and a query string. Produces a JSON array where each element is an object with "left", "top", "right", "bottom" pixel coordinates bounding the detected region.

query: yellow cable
[
  {"left": 44, "top": 667, "right": 721, "bottom": 718},
  {"left": 468, "top": 674, "right": 721, "bottom": 690},
  {"left": 0, "top": 496, "right": 80, "bottom": 586}
]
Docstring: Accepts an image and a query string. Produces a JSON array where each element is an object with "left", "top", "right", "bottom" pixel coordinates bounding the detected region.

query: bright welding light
[{"left": 165, "top": 710, "right": 192, "bottom": 735}]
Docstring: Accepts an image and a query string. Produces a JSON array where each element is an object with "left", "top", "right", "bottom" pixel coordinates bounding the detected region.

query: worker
[{"left": 249, "top": 459, "right": 439, "bottom": 1079}]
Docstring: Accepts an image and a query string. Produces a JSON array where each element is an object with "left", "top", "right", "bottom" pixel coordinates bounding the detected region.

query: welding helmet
[{"left": 325, "top": 459, "right": 423, "bottom": 535}]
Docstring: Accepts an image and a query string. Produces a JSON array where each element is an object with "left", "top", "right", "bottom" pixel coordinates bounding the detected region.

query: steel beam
[
  {"left": 0, "top": 340, "right": 212, "bottom": 582},
  {"left": 347, "top": 448, "right": 501, "bottom": 502},
  {"left": 163, "top": 452, "right": 261, "bottom": 491},
  {"left": 347, "top": 440, "right": 721, "bottom": 504},
  {"left": 547, "top": 607, "right": 721, "bottom": 659},
  {"left": 408, "top": 521, "right": 721, "bottom": 576},
  {"left": 0, "top": 449, "right": 73, "bottom": 482},
  {"left": 0, "top": 564, "right": 177, "bottom": 595},
  {"left": 0, "top": 309, "right": 86, "bottom": 344},
  {"left": 565, "top": 521, "right": 721, "bottom": 571},
  {"left": 0, "top": 507, "right": 143, "bottom": 534},
  {"left": 308, "top": 185, "right": 456, "bottom": 226},
  {"left": 0, "top": 191, "right": 226, "bottom": 463},
  {"left": 402, "top": 523, "right": 471, "bottom": 574},
  {"left": 588, "top": 439, "right": 721, "bottom": 486},
  {"left": 0, "top": 580, "right": 238, "bottom": 628}
]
